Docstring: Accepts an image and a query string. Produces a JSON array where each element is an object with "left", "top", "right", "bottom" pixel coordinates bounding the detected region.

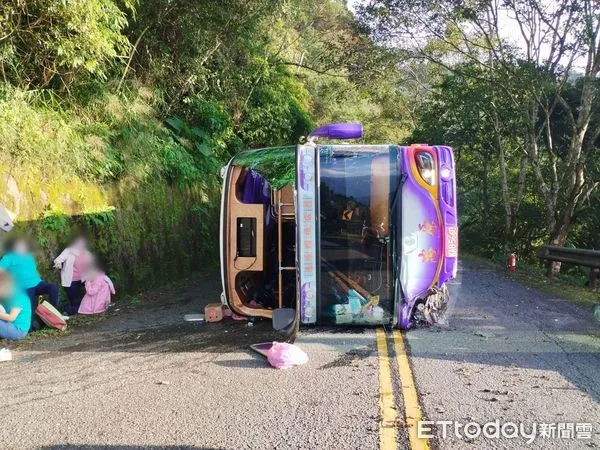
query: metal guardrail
[
  {"left": 537, "top": 246, "right": 600, "bottom": 269},
  {"left": 538, "top": 246, "right": 600, "bottom": 289}
]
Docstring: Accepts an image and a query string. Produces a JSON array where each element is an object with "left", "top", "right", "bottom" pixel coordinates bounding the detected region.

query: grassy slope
[{"left": 0, "top": 86, "right": 220, "bottom": 296}]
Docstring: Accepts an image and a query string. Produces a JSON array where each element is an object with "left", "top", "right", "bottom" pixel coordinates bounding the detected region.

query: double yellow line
[{"left": 376, "top": 328, "right": 430, "bottom": 450}]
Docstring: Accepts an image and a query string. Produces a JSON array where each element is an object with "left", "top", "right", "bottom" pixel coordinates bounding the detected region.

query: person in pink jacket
[
  {"left": 54, "top": 236, "right": 93, "bottom": 315},
  {"left": 78, "top": 261, "right": 115, "bottom": 315}
]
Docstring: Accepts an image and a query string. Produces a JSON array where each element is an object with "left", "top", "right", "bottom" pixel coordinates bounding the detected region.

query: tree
[
  {"left": 412, "top": 63, "right": 533, "bottom": 255},
  {"left": 127, "top": 0, "right": 409, "bottom": 147},
  {"left": 0, "top": 0, "right": 134, "bottom": 88},
  {"left": 360, "top": 0, "right": 600, "bottom": 274}
]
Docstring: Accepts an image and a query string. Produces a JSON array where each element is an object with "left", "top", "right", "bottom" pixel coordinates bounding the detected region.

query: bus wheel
[
  {"left": 410, "top": 300, "right": 428, "bottom": 327},
  {"left": 422, "top": 284, "right": 449, "bottom": 325}
]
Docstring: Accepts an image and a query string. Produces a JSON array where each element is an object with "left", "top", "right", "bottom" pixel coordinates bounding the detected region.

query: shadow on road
[
  {"left": 7, "top": 273, "right": 286, "bottom": 359},
  {"left": 9, "top": 262, "right": 600, "bottom": 408},
  {"left": 42, "top": 446, "right": 225, "bottom": 450},
  {"left": 407, "top": 262, "right": 600, "bottom": 408}
]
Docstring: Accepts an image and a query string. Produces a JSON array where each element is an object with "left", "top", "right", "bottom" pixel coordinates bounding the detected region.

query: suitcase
[{"left": 36, "top": 301, "right": 67, "bottom": 331}]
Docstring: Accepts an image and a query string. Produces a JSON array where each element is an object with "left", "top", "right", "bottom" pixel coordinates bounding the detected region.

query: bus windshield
[{"left": 318, "top": 145, "right": 399, "bottom": 325}]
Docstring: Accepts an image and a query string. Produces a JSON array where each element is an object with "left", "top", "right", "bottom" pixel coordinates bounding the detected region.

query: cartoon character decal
[
  {"left": 418, "top": 248, "right": 439, "bottom": 263},
  {"left": 418, "top": 219, "right": 438, "bottom": 236}
]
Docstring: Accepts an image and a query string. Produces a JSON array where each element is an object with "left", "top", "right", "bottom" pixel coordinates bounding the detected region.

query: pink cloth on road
[
  {"left": 78, "top": 273, "right": 115, "bottom": 315},
  {"left": 266, "top": 342, "right": 308, "bottom": 369}
]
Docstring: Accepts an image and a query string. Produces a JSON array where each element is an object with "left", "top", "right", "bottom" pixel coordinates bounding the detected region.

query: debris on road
[
  {"left": 0, "top": 348, "right": 12, "bottom": 362},
  {"left": 267, "top": 342, "right": 309, "bottom": 369},
  {"left": 480, "top": 389, "right": 510, "bottom": 396},
  {"left": 183, "top": 314, "right": 205, "bottom": 322},
  {"left": 473, "top": 331, "right": 496, "bottom": 339},
  {"left": 205, "top": 303, "right": 224, "bottom": 322},
  {"left": 222, "top": 305, "right": 233, "bottom": 318},
  {"left": 593, "top": 304, "right": 600, "bottom": 323}
]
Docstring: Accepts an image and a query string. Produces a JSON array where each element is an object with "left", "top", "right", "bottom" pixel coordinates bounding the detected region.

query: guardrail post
[
  {"left": 589, "top": 268, "right": 599, "bottom": 290},
  {"left": 538, "top": 246, "right": 600, "bottom": 285}
]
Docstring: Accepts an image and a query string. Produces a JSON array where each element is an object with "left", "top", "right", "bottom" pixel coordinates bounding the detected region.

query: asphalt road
[
  {"left": 407, "top": 261, "right": 600, "bottom": 449},
  {"left": 0, "top": 263, "right": 599, "bottom": 449},
  {"left": 0, "top": 276, "right": 384, "bottom": 450}
]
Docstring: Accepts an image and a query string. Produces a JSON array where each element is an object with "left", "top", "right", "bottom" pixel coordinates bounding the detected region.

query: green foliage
[
  {"left": 362, "top": 0, "right": 600, "bottom": 278},
  {"left": 412, "top": 64, "right": 536, "bottom": 258},
  {"left": 41, "top": 207, "right": 69, "bottom": 232},
  {"left": 233, "top": 147, "right": 297, "bottom": 190},
  {"left": 82, "top": 208, "right": 116, "bottom": 228},
  {"left": 0, "top": 89, "right": 85, "bottom": 172},
  {"left": 235, "top": 66, "right": 314, "bottom": 147},
  {"left": 0, "top": 0, "right": 416, "bottom": 295},
  {"left": 309, "top": 76, "right": 411, "bottom": 143},
  {"left": 412, "top": 60, "right": 600, "bottom": 262},
  {"left": 0, "top": 0, "right": 135, "bottom": 88}
]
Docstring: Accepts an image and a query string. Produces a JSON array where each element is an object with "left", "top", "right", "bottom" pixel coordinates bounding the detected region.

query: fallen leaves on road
[
  {"left": 480, "top": 389, "right": 510, "bottom": 395},
  {"left": 473, "top": 331, "right": 496, "bottom": 338}
]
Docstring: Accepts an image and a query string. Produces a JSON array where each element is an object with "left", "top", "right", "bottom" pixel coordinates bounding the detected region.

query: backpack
[{"left": 36, "top": 301, "right": 67, "bottom": 331}]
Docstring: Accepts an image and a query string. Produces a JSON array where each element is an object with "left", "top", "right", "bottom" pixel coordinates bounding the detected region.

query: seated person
[
  {"left": 0, "top": 269, "right": 31, "bottom": 340},
  {"left": 78, "top": 259, "right": 115, "bottom": 315},
  {"left": 0, "top": 237, "right": 59, "bottom": 330}
]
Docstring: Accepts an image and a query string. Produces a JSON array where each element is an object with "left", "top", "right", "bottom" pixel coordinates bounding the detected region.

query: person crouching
[
  {"left": 0, "top": 269, "right": 31, "bottom": 340},
  {"left": 78, "top": 260, "right": 115, "bottom": 315},
  {"left": 0, "top": 237, "right": 59, "bottom": 330}
]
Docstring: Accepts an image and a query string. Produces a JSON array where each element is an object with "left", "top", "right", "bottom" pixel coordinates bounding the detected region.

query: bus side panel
[
  {"left": 434, "top": 146, "right": 458, "bottom": 285},
  {"left": 398, "top": 146, "right": 444, "bottom": 328},
  {"left": 219, "top": 159, "right": 234, "bottom": 308},
  {"left": 297, "top": 144, "right": 318, "bottom": 324}
]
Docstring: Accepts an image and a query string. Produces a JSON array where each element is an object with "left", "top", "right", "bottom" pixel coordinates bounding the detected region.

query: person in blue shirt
[
  {"left": 0, "top": 269, "right": 31, "bottom": 340},
  {"left": 0, "top": 237, "right": 59, "bottom": 330}
]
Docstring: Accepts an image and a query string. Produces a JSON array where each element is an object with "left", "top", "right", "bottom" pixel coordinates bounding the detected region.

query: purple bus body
[
  {"left": 221, "top": 123, "right": 457, "bottom": 331},
  {"left": 397, "top": 145, "right": 457, "bottom": 329},
  {"left": 436, "top": 145, "right": 458, "bottom": 286},
  {"left": 307, "top": 122, "right": 363, "bottom": 141}
]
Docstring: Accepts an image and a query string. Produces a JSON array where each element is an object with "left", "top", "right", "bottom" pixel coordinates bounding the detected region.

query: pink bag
[
  {"left": 36, "top": 301, "right": 67, "bottom": 331},
  {"left": 266, "top": 342, "right": 308, "bottom": 369}
]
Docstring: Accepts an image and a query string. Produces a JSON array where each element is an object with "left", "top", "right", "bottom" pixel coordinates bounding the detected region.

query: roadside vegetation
[
  {"left": 0, "top": 0, "right": 598, "bottom": 294},
  {"left": 463, "top": 253, "right": 599, "bottom": 307},
  {"left": 0, "top": 0, "right": 408, "bottom": 293},
  {"left": 359, "top": 0, "right": 600, "bottom": 286}
]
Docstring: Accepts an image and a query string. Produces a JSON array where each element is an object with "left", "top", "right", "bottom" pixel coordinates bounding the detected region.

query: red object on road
[
  {"left": 508, "top": 253, "right": 517, "bottom": 272},
  {"left": 36, "top": 301, "right": 67, "bottom": 331}
]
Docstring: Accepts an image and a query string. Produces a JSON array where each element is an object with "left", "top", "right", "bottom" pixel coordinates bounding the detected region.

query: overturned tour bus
[{"left": 219, "top": 123, "right": 457, "bottom": 334}]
